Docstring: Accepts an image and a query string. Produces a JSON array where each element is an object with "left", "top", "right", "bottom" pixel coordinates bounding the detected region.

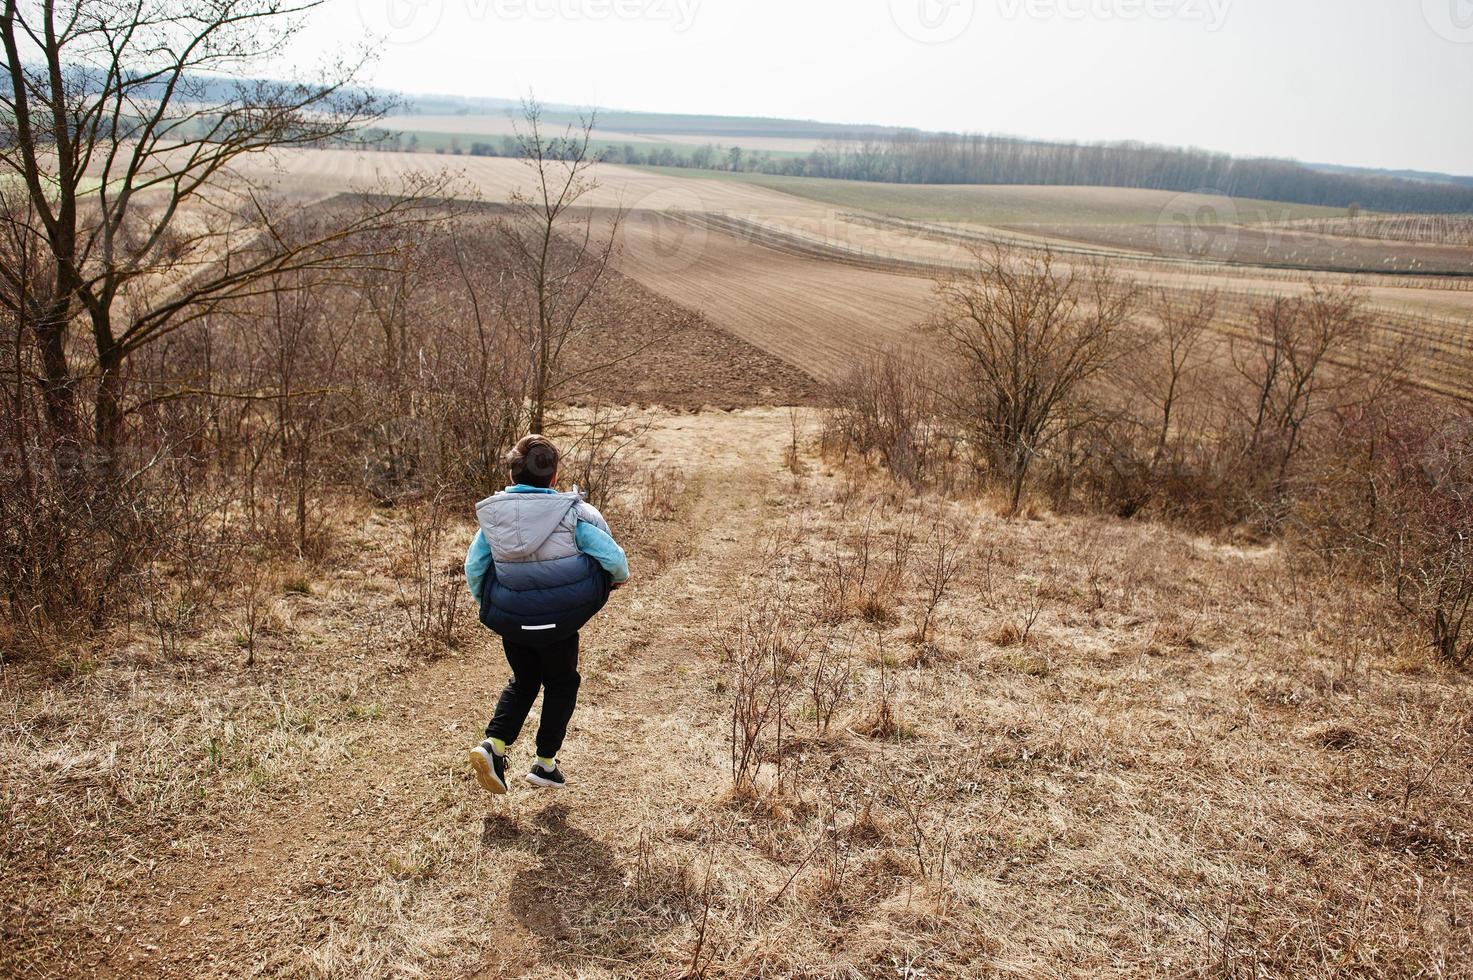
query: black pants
[{"left": 485, "top": 633, "right": 581, "bottom": 759}]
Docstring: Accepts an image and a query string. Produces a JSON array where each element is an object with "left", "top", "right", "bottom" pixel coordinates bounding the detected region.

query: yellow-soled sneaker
[{"left": 469, "top": 740, "right": 508, "bottom": 794}]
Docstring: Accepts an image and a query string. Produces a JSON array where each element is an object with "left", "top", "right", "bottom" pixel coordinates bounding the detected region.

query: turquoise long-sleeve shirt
[{"left": 465, "top": 485, "right": 629, "bottom": 604}]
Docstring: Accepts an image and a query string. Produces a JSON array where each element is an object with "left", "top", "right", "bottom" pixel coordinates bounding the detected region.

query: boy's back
[
  {"left": 465, "top": 435, "right": 628, "bottom": 796},
  {"left": 473, "top": 487, "right": 615, "bottom": 643}
]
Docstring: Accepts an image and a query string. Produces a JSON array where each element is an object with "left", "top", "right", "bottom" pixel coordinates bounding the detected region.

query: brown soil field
[
  {"left": 1268, "top": 214, "right": 1473, "bottom": 246},
  {"left": 5, "top": 408, "right": 1470, "bottom": 977},
  {"left": 569, "top": 267, "right": 822, "bottom": 409},
  {"left": 228, "top": 151, "right": 829, "bottom": 216},
  {"left": 199, "top": 149, "right": 1473, "bottom": 394},
  {"left": 1024, "top": 222, "right": 1473, "bottom": 276},
  {"left": 610, "top": 209, "right": 1473, "bottom": 396},
  {"left": 613, "top": 210, "right": 937, "bottom": 379}
]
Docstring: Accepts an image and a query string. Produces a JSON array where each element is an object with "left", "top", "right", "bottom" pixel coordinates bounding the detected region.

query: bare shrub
[
  {"left": 809, "top": 633, "right": 855, "bottom": 735},
  {"left": 394, "top": 490, "right": 462, "bottom": 651},
  {"left": 718, "top": 590, "right": 810, "bottom": 794},
  {"left": 1054, "top": 285, "right": 1377, "bottom": 530},
  {"left": 813, "top": 501, "right": 918, "bottom": 625},
  {"left": 1296, "top": 398, "right": 1473, "bottom": 668},
  {"left": 636, "top": 466, "right": 680, "bottom": 523},
  {"left": 236, "top": 563, "right": 272, "bottom": 669},
  {"left": 914, "top": 514, "right": 965, "bottom": 647},
  {"left": 1230, "top": 285, "right": 1371, "bottom": 513},
  {"left": 784, "top": 407, "right": 806, "bottom": 489},
  {"left": 931, "top": 245, "right": 1139, "bottom": 515},
  {"left": 1014, "top": 583, "right": 1048, "bottom": 649},
  {"left": 822, "top": 348, "right": 949, "bottom": 489},
  {"left": 1139, "top": 289, "right": 1221, "bottom": 469},
  {"left": 558, "top": 406, "right": 650, "bottom": 510},
  {"left": 859, "top": 622, "right": 908, "bottom": 740},
  {"left": 882, "top": 769, "right": 954, "bottom": 884}
]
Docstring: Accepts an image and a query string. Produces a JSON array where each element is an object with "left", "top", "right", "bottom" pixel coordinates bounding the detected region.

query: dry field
[
  {"left": 614, "top": 209, "right": 937, "bottom": 377},
  {"left": 565, "top": 264, "right": 821, "bottom": 409},
  {"left": 1267, "top": 214, "right": 1473, "bottom": 246},
  {"left": 102, "top": 146, "right": 1473, "bottom": 393},
  {"left": 375, "top": 114, "right": 829, "bottom": 155},
  {"left": 227, "top": 150, "right": 825, "bottom": 215},
  {"left": 611, "top": 207, "right": 1473, "bottom": 394},
  {"left": 5, "top": 407, "right": 1470, "bottom": 978},
  {"left": 1021, "top": 222, "right": 1473, "bottom": 276}
]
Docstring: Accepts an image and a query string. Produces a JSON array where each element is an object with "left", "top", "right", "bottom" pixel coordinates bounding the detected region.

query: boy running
[{"left": 464, "top": 435, "right": 629, "bottom": 793}]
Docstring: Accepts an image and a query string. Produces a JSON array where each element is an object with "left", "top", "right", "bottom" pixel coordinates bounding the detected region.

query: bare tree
[
  {"left": 498, "top": 98, "right": 623, "bottom": 433},
  {"left": 931, "top": 245, "right": 1139, "bottom": 515},
  {"left": 0, "top": 0, "right": 439, "bottom": 472},
  {"left": 1143, "top": 288, "right": 1219, "bottom": 466},
  {"left": 1233, "top": 285, "right": 1369, "bottom": 493},
  {"left": 0, "top": 185, "right": 54, "bottom": 489}
]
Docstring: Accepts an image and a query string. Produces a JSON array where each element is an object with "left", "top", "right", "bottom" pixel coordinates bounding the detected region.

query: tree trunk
[
  {"left": 32, "top": 300, "right": 80, "bottom": 445},
  {"left": 1007, "top": 450, "right": 1030, "bottom": 517},
  {"left": 94, "top": 341, "right": 126, "bottom": 476}
]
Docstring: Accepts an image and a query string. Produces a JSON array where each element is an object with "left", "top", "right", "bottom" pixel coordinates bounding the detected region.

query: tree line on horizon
[{"left": 361, "top": 128, "right": 1473, "bottom": 215}]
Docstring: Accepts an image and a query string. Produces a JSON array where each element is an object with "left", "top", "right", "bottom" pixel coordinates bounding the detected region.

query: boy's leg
[
  {"left": 532, "top": 633, "right": 581, "bottom": 760},
  {"left": 486, "top": 639, "right": 542, "bottom": 748}
]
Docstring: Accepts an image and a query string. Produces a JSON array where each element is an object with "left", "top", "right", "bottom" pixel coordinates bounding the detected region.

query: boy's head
[{"left": 508, "top": 434, "right": 559, "bottom": 488}]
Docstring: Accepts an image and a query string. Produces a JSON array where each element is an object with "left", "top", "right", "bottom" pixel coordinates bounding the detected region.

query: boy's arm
[
  {"left": 465, "top": 530, "right": 493, "bottom": 604},
  {"left": 575, "top": 521, "right": 629, "bottom": 585}
]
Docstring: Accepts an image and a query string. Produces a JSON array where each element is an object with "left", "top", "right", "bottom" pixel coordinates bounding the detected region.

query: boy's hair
[{"left": 508, "top": 435, "right": 560, "bottom": 488}]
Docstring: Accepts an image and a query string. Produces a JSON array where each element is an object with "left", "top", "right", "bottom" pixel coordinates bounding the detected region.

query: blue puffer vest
[{"left": 475, "top": 490, "right": 611, "bottom": 647}]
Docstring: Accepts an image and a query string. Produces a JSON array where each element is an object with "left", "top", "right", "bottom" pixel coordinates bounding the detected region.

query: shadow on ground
[{"left": 504, "top": 804, "right": 625, "bottom": 947}]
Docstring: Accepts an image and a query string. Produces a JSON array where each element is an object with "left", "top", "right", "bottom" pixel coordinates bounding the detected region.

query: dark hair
[{"left": 508, "top": 434, "right": 559, "bottom": 488}]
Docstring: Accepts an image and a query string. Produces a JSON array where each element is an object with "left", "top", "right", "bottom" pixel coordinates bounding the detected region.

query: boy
[{"left": 464, "top": 435, "right": 629, "bottom": 794}]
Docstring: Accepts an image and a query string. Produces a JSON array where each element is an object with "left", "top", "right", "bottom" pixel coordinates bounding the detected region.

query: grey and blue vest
[{"left": 475, "top": 490, "right": 612, "bottom": 646}]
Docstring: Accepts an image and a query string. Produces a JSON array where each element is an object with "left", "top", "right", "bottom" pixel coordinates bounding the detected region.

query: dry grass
[{"left": 3, "top": 407, "right": 1471, "bottom": 978}]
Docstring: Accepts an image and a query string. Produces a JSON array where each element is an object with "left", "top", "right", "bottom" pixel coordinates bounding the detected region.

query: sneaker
[
  {"left": 469, "top": 740, "right": 508, "bottom": 795},
  {"left": 526, "top": 761, "right": 567, "bottom": 790}
]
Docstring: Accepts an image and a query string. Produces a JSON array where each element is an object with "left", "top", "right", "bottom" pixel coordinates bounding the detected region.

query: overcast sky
[{"left": 283, "top": 0, "right": 1473, "bottom": 174}]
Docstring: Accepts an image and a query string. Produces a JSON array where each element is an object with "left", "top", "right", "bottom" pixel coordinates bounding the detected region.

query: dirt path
[{"left": 89, "top": 410, "right": 794, "bottom": 978}]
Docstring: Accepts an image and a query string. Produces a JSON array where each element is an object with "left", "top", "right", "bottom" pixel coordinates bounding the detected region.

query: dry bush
[
  {"left": 808, "top": 632, "right": 855, "bottom": 736},
  {"left": 931, "top": 245, "right": 1140, "bottom": 515},
  {"left": 0, "top": 419, "right": 245, "bottom": 649},
  {"left": 393, "top": 489, "right": 463, "bottom": 652},
  {"left": 1229, "top": 286, "right": 1372, "bottom": 511},
  {"left": 556, "top": 405, "right": 651, "bottom": 510},
  {"left": 1, "top": 96, "right": 649, "bottom": 654},
  {"left": 634, "top": 466, "right": 680, "bottom": 523},
  {"left": 821, "top": 347, "right": 951, "bottom": 489},
  {"left": 811, "top": 500, "right": 919, "bottom": 626},
  {"left": 717, "top": 588, "right": 811, "bottom": 795},
  {"left": 784, "top": 406, "right": 805, "bottom": 479},
  {"left": 0, "top": 202, "right": 645, "bottom": 651},
  {"left": 1296, "top": 396, "right": 1473, "bottom": 668},
  {"left": 913, "top": 512, "right": 966, "bottom": 648}
]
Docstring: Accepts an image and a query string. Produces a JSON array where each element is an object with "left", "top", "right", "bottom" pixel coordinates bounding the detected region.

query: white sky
[{"left": 282, "top": 0, "right": 1473, "bottom": 174}]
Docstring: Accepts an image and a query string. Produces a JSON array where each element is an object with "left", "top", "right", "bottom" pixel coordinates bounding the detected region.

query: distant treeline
[{"left": 357, "top": 129, "right": 1473, "bottom": 214}]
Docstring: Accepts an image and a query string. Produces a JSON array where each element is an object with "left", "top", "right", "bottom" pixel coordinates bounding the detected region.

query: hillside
[{"left": 6, "top": 406, "right": 1470, "bottom": 977}]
